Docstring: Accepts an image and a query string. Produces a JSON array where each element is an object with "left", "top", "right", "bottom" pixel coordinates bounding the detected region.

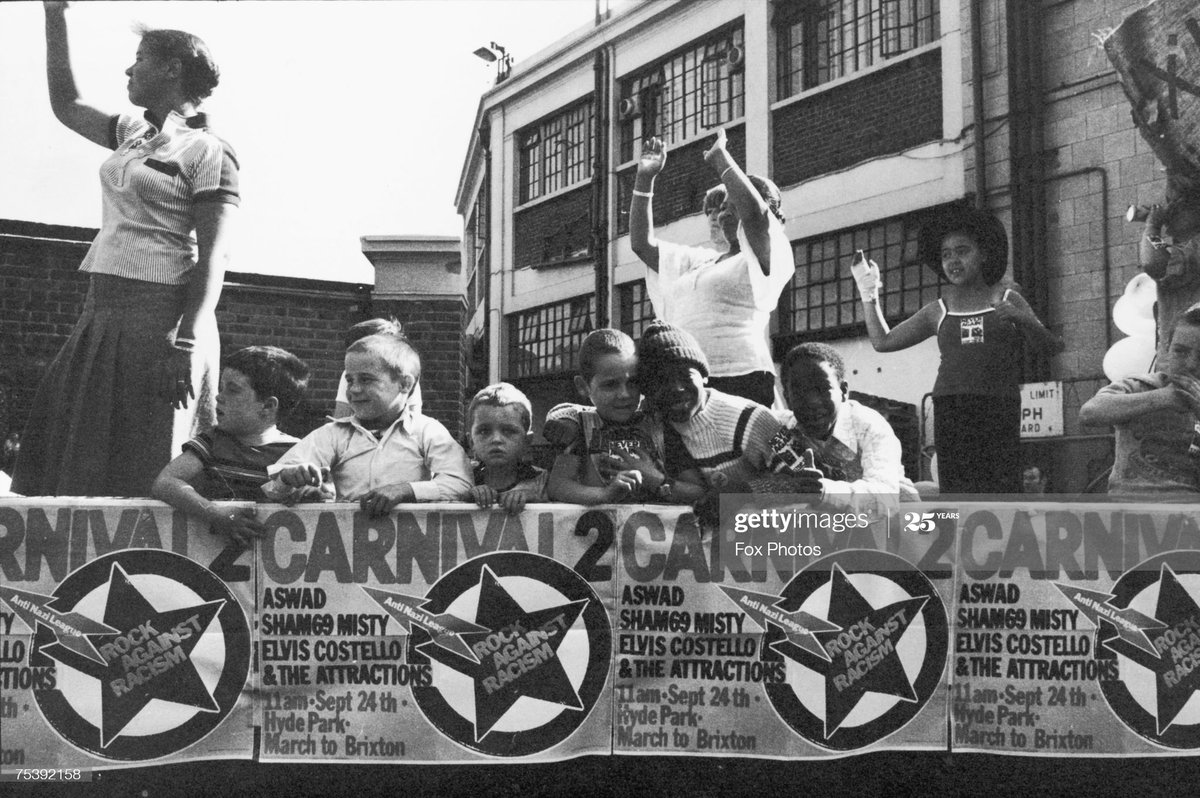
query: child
[
  {"left": 546, "top": 328, "right": 705, "bottom": 505},
  {"left": 151, "top": 346, "right": 309, "bottom": 545},
  {"left": 467, "top": 383, "right": 548, "bottom": 514},
  {"left": 334, "top": 317, "right": 422, "bottom": 417},
  {"left": 854, "top": 205, "right": 1062, "bottom": 493},
  {"left": 636, "top": 320, "right": 784, "bottom": 492},
  {"left": 1080, "top": 304, "right": 1200, "bottom": 498},
  {"left": 264, "top": 334, "right": 472, "bottom": 516},
  {"left": 755, "top": 342, "right": 917, "bottom": 510}
]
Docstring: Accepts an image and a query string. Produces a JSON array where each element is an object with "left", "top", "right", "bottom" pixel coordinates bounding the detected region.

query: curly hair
[
  {"left": 135, "top": 26, "right": 220, "bottom": 104},
  {"left": 917, "top": 205, "right": 1009, "bottom": 286}
]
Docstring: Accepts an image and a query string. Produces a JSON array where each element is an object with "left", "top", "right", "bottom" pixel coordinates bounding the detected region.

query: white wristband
[{"left": 631, "top": 189, "right": 653, "bottom": 198}]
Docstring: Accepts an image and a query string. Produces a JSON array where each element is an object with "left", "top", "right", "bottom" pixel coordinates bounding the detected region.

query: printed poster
[{"left": 0, "top": 498, "right": 256, "bottom": 770}]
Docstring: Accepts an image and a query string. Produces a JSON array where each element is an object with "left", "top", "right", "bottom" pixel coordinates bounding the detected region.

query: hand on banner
[
  {"left": 603, "top": 470, "right": 642, "bottom": 501},
  {"left": 360, "top": 482, "right": 414, "bottom": 518},
  {"left": 206, "top": 505, "right": 264, "bottom": 547},
  {"left": 606, "top": 448, "right": 666, "bottom": 493}
]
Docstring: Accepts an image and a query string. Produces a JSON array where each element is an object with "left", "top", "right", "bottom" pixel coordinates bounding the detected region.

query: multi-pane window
[
  {"left": 781, "top": 208, "right": 943, "bottom": 337},
  {"left": 508, "top": 295, "right": 596, "bottom": 378},
  {"left": 776, "top": 0, "right": 939, "bottom": 98},
  {"left": 618, "top": 26, "right": 745, "bottom": 162},
  {"left": 617, "top": 280, "right": 655, "bottom": 339},
  {"left": 517, "top": 100, "right": 594, "bottom": 204}
]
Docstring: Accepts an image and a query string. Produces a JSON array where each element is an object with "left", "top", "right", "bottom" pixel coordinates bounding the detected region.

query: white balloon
[
  {"left": 1102, "top": 334, "right": 1156, "bottom": 382},
  {"left": 1112, "top": 293, "right": 1157, "bottom": 337},
  {"left": 1124, "top": 272, "right": 1158, "bottom": 305}
]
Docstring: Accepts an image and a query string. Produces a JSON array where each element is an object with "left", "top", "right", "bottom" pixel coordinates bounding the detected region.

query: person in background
[
  {"left": 629, "top": 128, "right": 795, "bottom": 407},
  {"left": 334, "top": 317, "right": 422, "bottom": 418},
  {"left": 264, "top": 335, "right": 471, "bottom": 516},
  {"left": 1021, "top": 463, "right": 1049, "bottom": 495},
  {"left": 1080, "top": 304, "right": 1200, "bottom": 499},
  {"left": 152, "top": 346, "right": 308, "bottom": 546},
  {"left": 467, "top": 382, "right": 547, "bottom": 514},
  {"left": 1138, "top": 172, "right": 1200, "bottom": 359},
  {"left": 854, "top": 205, "right": 1062, "bottom": 494},
  {"left": 15, "top": 3, "right": 239, "bottom": 498}
]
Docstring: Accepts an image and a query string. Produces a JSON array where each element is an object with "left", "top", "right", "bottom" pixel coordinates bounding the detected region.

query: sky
[{"left": 0, "top": 0, "right": 601, "bottom": 284}]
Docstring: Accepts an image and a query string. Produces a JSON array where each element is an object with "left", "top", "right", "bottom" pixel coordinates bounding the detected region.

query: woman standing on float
[
  {"left": 629, "top": 129, "right": 794, "bottom": 407},
  {"left": 14, "top": 2, "right": 238, "bottom": 497}
]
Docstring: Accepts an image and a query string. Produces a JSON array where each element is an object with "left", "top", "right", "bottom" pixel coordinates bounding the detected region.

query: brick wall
[
  {"left": 512, "top": 185, "right": 592, "bottom": 269},
  {"left": 773, "top": 49, "right": 943, "bottom": 187},
  {"left": 615, "top": 126, "right": 746, "bottom": 235},
  {"left": 0, "top": 219, "right": 470, "bottom": 446}
]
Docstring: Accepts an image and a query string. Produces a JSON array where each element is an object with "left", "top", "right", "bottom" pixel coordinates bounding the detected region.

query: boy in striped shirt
[{"left": 152, "top": 345, "right": 309, "bottom": 545}]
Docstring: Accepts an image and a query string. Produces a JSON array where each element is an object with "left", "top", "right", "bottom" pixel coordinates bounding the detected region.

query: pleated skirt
[{"left": 12, "top": 274, "right": 218, "bottom": 497}]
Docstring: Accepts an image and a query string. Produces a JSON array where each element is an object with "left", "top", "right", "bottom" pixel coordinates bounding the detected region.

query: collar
[
  {"left": 473, "top": 461, "right": 541, "bottom": 487},
  {"left": 331, "top": 404, "right": 414, "bottom": 435},
  {"left": 779, "top": 403, "right": 854, "bottom": 450},
  {"left": 143, "top": 109, "right": 209, "bottom": 133}
]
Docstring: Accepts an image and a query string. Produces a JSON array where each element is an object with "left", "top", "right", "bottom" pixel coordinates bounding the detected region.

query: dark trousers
[{"left": 933, "top": 393, "right": 1021, "bottom": 494}]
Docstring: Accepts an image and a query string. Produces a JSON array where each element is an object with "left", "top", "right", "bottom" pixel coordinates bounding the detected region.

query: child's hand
[
  {"left": 205, "top": 506, "right": 264, "bottom": 547},
  {"left": 360, "top": 483, "right": 414, "bottom": 518},
  {"left": 1147, "top": 203, "right": 1168, "bottom": 229},
  {"left": 850, "top": 255, "right": 881, "bottom": 302},
  {"left": 993, "top": 298, "right": 1034, "bottom": 328},
  {"left": 611, "top": 448, "right": 666, "bottom": 493},
  {"left": 791, "top": 450, "right": 826, "bottom": 497},
  {"left": 499, "top": 489, "right": 535, "bottom": 515},
  {"left": 603, "top": 470, "right": 642, "bottom": 501},
  {"left": 471, "top": 484, "right": 499, "bottom": 509},
  {"left": 279, "top": 463, "right": 325, "bottom": 488},
  {"left": 702, "top": 128, "right": 729, "bottom": 164},
  {"left": 1171, "top": 374, "right": 1200, "bottom": 416},
  {"left": 637, "top": 137, "right": 667, "bottom": 178}
]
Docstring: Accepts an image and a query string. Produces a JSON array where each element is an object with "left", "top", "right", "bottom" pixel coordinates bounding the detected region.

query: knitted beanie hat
[{"left": 637, "top": 319, "right": 709, "bottom": 378}]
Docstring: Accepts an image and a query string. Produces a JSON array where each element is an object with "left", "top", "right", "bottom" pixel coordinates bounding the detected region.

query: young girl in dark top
[{"left": 854, "top": 206, "right": 1062, "bottom": 493}]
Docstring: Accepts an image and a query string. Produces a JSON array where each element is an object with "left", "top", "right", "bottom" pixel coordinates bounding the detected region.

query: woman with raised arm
[
  {"left": 853, "top": 205, "right": 1062, "bottom": 494},
  {"left": 13, "top": 2, "right": 239, "bottom": 497},
  {"left": 628, "top": 129, "right": 795, "bottom": 407}
]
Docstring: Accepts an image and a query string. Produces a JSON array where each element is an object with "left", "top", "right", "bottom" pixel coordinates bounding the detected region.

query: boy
[
  {"left": 264, "top": 334, "right": 472, "bottom": 515},
  {"left": 1080, "top": 304, "right": 1200, "bottom": 498},
  {"left": 467, "top": 382, "right": 547, "bottom": 514},
  {"left": 758, "top": 342, "right": 916, "bottom": 510},
  {"left": 636, "top": 320, "right": 783, "bottom": 490},
  {"left": 152, "top": 346, "right": 309, "bottom": 545},
  {"left": 547, "top": 328, "right": 705, "bottom": 505},
  {"left": 333, "top": 317, "right": 422, "bottom": 418}
]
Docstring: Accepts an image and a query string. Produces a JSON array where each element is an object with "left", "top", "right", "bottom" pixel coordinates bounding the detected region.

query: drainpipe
[
  {"left": 970, "top": 0, "right": 986, "bottom": 210},
  {"left": 592, "top": 46, "right": 611, "bottom": 328}
]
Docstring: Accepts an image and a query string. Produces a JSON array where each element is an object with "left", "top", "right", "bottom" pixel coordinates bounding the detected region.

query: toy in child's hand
[
  {"left": 767, "top": 426, "right": 846, "bottom": 481},
  {"left": 792, "top": 449, "right": 825, "bottom": 496}
]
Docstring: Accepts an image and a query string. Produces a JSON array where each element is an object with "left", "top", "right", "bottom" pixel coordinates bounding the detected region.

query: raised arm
[
  {"left": 44, "top": 2, "right": 113, "bottom": 147},
  {"left": 861, "top": 280, "right": 940, "bottom": 353},
  {"left": 702, "top": 129, "right": 773, "bottom": 275},
  {"left": 629, "top": 137, "right": 667, "bottom": 272}
]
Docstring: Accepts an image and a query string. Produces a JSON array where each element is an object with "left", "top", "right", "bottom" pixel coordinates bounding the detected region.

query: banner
[
  {"left": 949, "top": 501, "right": 1200, "bottom": 755},
  {"left": 253, "top": 503, "right": 615, "bottom": 763},
  {"left": 1105, "top": 0, "right": 1200, "bottom": 182},
  {"left": 612, "top": 501, "right": 953, "bottom": 758},
  {"left": 0, "top": 499, "right": 256, "bottom": 770},
  {"left": 8, "top": 498, "right": 1200, "bottom": 770}
]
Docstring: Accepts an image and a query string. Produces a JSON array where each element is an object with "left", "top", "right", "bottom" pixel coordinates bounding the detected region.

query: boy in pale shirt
[{"left": 264, "top": 334, "right": 472, "bottom": 516}]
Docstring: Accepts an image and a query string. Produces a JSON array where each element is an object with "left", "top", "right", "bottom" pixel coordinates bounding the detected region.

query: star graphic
[
  {"left": 39, "top": 562, "right": 225, "bottom": 747},
  {"left": 773, "top": 563, "right": 927, "bottom": 737},
  {"left": 1102, "top": 564, "right": 1200, "bottom": 735},
  {"left": 416, "top": 564, "right": 587, "bottom": 741}
]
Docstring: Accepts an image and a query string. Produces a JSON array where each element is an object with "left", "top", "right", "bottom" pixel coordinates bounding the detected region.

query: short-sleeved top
[
  {"left": 933, "top": 289, "right": 1021, "bottom": 398},
  {"left": 80, "top": 110, "right": 240, "bottom": 286},
  {"left": 183, "top": 428, "right": 298, "bottom": 501},
  {"left": 1102, "top": 373, "right": 1200, "bottom": 497},
  {"left": 645, "top": 216, "right": 795, "bottom": 378},
  {"left": 545, "top": 404, "right": 676, "bottom": 487}
]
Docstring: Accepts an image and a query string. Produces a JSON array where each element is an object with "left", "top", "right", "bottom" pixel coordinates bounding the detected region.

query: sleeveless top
[{"left": 932, "top": 289, "right": 1021, "bottom": 398}]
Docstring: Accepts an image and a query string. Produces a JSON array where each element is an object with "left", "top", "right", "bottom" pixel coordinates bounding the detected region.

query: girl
[{"left": 854, "top": 206, "right": 1062, "bottom": 493}]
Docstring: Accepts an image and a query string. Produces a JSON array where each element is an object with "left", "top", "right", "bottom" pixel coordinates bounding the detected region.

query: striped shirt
[
  {"left": 80, "top": 110, "right": 240, "bottom": 285},
  {"left": 667, "top": 389, "right": 783, "bottom": 487},
  {"left": 183, "top": 428, "right": 298, "bottom": 501}
]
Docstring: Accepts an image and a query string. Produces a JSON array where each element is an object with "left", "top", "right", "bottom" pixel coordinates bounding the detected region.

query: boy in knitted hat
[
  {"left": 636, "top": 320, "right": 784, "bottom": 494},
  {"left": 546, "top": 329, "right": 705, "bottom": 505}
]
